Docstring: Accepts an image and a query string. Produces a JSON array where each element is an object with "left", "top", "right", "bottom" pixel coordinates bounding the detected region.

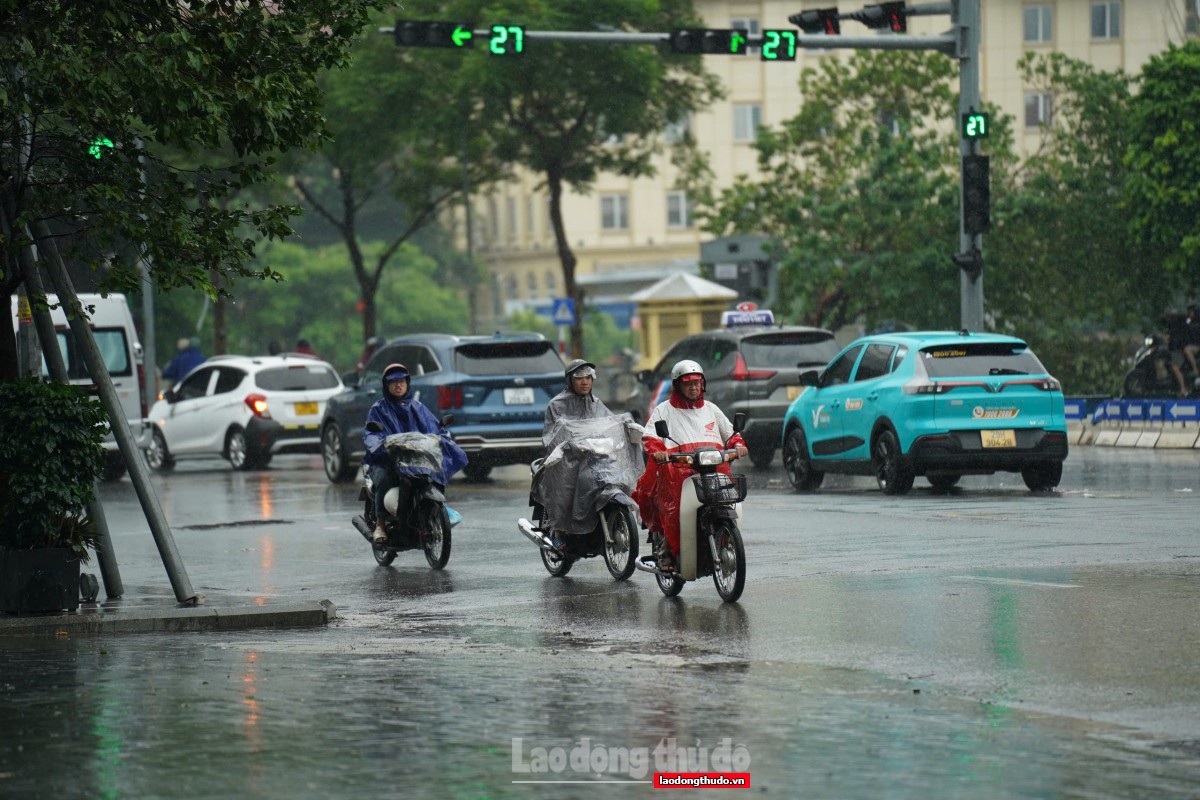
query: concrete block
[
  {"left": 1092, "top": 429, "right": 1121, "bottom": 446},
  {"left": 1077, "top": 425, "right": 1098, "bottom": 445},
  {"left": 1157, "top": 430, "right": 1200, "bottom": 448},
  {"left": 1115, "top": 430, "right": 1143, "bottom": 447},
  {"left": 1135, "top": 431, "right": 1160, "bottom": 448}
]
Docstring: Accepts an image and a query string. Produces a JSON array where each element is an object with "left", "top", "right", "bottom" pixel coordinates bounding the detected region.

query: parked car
[
  {"left": 780, "top": 330, "right": 1069, "bottom": 494},
  {"left": 320, "top": 332, "right": 564, "bottom": 483},
  {"left": 10, "top": 292, "right": 150, "bottom": 481},
  {"left": 634, "top": 312, "right": 840, "bottom": 467},
  {"left": 144, "top": 354, "right": 343, "bottom": 471}
]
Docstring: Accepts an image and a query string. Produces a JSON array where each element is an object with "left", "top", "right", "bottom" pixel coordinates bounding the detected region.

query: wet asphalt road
[{"left": 1, "top": 448, "right": 1199, "bottom": 799}]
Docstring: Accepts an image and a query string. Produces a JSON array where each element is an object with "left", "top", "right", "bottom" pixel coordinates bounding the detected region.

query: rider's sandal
[
  {"left": 656, "top": 550, "right": 675, "bottom": 572},
  {"left": 372, "top": 527, "right": 387, "bottom": 544}
]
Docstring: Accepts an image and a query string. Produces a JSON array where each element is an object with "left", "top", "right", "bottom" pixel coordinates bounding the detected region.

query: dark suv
[
  {"left": 320, "top": 332, "right": 564, "bottom": 482},
  {"left": 636, "top": 319, "right": 839, "bottom": 467}
]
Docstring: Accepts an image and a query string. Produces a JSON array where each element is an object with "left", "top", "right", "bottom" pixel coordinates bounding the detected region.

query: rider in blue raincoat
[{"left": 364, "top": 363, "right": 467, "bottom": 542}]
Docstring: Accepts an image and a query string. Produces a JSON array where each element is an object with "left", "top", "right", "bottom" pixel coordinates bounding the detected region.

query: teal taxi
[{"left": 780, "top": 330, "right": 1068, "bottom": 494}]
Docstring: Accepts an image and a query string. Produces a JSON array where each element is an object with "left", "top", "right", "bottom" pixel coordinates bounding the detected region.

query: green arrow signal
[
  {"left": 731, "top": 32, "right": 746, "bottom": 53},
  {"left": 452, "top": 25, "right": 472, "bottom": 47}
]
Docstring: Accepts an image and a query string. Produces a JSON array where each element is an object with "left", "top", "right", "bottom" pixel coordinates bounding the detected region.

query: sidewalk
[{"left": 0, "top": 587, "right": 336, "bottom": 638}]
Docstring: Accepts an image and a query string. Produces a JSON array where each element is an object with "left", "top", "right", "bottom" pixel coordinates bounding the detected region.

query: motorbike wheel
[
  {"left": 540, "top": 545, "right": 574, "bottom": 577},
  {"left": 656, "top": 569, "right": 684, "bottom": 598},
  {"left": 708, "top": 521, "right": 746, "bottom": 603},
  {"left": 365, "top": 500, "right": 396, "bottom": 566},
  {"left": 601, "top": 505, "right": 639, "bottom": 581},
  {"left": 1123, "top": 370, "right": 1149, "bottom": 397},
  {"left": 421, "top": 504, "right": 452, "bottom": 570}
]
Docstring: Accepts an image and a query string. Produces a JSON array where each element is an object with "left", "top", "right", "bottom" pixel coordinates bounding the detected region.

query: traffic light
[
  {"left": 857, "top": 2, "right": 907, "bottom": 33},
  {"left": 668, "top": 28, "right": 748, "bottom": 55},
  {"left": 394, "top": 20, "right": 476, "bottom": 48},
  {"left": 962, "top": 111, "right": 990, "bottom": 140},
  {"left": 789, "top": 8, "right": 840, "bottom": 35},
  {"left": 760, "top": 30, "right": 798, "bottom": 61},
  {"left": 962, "top": 154, "right": 990, "bottom": 235}
]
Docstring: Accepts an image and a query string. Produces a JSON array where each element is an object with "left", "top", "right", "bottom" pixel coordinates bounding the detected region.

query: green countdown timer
[
  {"left": 490, "top": 24, "right": 525, "bottom": 56},
  {"left": 962, "top": 112, "right": 990, "bottom": 140},
  {"left": 760, "top": 30, "right": 797, "bottom": 61}
]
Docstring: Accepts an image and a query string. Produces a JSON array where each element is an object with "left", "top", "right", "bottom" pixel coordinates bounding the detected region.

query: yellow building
[{"left": 465, "top": 1, "right": 1199, "bottom": 332}]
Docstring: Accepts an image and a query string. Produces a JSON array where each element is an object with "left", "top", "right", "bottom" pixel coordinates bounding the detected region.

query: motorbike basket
[{"left": 692, "top": 473, "right": 747, "bottom": 505}]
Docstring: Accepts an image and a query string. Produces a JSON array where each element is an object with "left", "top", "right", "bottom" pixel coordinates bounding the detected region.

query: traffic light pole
[
  {"left": 954, "top": 0, "right": 984, "bottom": 331},
  {"left": 385, "top": 0, "right": 984, "bottom": 328}
]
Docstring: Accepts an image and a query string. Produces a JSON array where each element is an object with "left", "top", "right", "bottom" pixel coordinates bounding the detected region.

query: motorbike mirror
[
  {"left": 654, "top": 420, "right": 670, "bottom": 439},
  {"left": 732, "top": 411, "right": 746, "bottom": 433},
  {"left": 440, "top": 414, "right": 455, "bottom": 427},
  {"left": 365, "top": 420, "right": 384, "bottom": 434}
]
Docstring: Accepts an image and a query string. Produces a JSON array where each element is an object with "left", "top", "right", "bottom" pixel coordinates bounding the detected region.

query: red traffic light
[{"left": 789, "top": 8, "right": 840, "bottom": 35}]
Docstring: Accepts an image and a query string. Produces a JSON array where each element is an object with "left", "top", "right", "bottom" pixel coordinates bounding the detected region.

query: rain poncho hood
[
  {"left": 363, "top": 392, "right": 467, "bottom": 487},
  {"left": 532, "top": 414, "right": 644, "bottom": 535}
]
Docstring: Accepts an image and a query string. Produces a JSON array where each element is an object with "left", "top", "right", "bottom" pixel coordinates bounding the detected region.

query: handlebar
[{"left": 658, "top": 448, "right": 742, "bottom": 466}]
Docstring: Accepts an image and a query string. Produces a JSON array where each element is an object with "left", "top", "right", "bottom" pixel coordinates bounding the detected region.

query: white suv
[{"left": 145, "top": 354, "right": 343, "bottom": 471}]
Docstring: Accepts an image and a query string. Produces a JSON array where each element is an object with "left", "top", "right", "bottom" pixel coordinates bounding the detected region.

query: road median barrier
[{"left": 1066, "top": 396, "right": 1200, "bottom": 450}]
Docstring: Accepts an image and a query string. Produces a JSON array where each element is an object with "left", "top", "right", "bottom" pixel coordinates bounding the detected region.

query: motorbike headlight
[
  {"left": 696, "top": 450, "right": 725, "bottom": 466},
  {"left": 1145, "top": 336, "right": 1155, "bottom": 347}
]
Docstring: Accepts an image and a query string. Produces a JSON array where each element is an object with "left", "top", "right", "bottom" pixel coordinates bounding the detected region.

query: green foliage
[
  {"left": 692, "top": 50, "right": 960, "bottom": 331},
  {"left": 508, "top": 307, "right": 637, "bottom": 369},
  {"left": 1, "top": 0, "right": 383, "bottom": 300},
  {"left": 1124, "top": 41, "right": 1200, "bottom": 289},
  {"left": 0, "top": 380, "right": 105, "bottom": 559},
  {"left": 1020, "top": 331, "right": 1130, "bottom": 397}
]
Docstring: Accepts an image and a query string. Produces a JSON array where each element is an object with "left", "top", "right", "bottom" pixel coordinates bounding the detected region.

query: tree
[
  {"left": 0, "top": 0, "right": 384, "bottom": 379},
  {"left": 287, "top": 9, "right": 505, "bottom": 344},
  {"left": 401, "top": 0, "right": 722, "bottom": 358},
  {"left": 690, "top": 50, "right": 961, "bottom": 331},
  {"left": 1124, "top": 40, "right": 1200, "bottom": 292}
]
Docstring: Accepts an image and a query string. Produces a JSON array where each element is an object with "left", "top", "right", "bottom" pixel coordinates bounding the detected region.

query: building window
[
  {"left": 600, "top": 194, "right": 628, "bottom": 231},
  {"left": 1024, "top": 5, "right": 1052, "bottom": 43},
  {"left": 545, "top": 270, "right": 557, "bottom": 293},
  {"left": 506, "top": 274, "right": 519, "bottom": 301},
  {"left": 526, "top": 196, "right": 535, "bottom": 236},
  {"left": 1024, "top": 92, "right": 1054, "bottom": 128},
  {"left": 506, "top": 197, "right": 517, "bottom": 241},
  {"left": 1188, "top": 0, "right": 1200, "bottom": 36},
  {"left": 664, "top": 112, "right": 692, "bottom": 145},
  {"left": 527, "top": 272, "right": 538, "bottom": 297},
  {"left": 666, "top": 191, "right": 693, "bottom": 229},
  {"left": 487, "top": 197, "right": 499, "bottom": 238},
  {"left": 734, "top": 104, "right": 762, "bottom": 142},
  {"left": 730, "top": 17, "right": 760, "bottom": 55},
  {"left": 1091, "top": 2, "right": 1120, "bottom": 39}
]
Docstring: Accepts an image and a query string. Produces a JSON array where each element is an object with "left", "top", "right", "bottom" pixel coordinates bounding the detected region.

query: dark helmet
[
  {"left": 564, "top": 358, "right": 597, "bottom": 384},
  {"left": 366, "top": 335, "right": 384, "bottom": 349},
  {"left": 381, "top": 362, "right": 410, "bottom": 394}
]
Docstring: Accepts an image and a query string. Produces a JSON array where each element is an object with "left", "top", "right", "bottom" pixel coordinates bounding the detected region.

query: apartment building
[{"left": 466, "top": 1, "right": 1199, "bottom": 332}]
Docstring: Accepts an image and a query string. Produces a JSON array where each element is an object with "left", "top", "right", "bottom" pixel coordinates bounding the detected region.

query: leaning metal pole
[
  {"left": 11, "top": 230, "right": 125, "bottom": 598},
  {"left": 33, "top": 221, "right": 198, "bottom": 605}
]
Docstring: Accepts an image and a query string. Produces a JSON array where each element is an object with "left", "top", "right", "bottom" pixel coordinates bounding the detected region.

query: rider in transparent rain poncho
[{"left": 534, "top": 360, "right": 643, "bottom": 549}]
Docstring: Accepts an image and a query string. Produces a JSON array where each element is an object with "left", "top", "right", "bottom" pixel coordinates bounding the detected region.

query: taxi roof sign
[{"left": 722, "top": 309, "right": 775, "bottom": 327}]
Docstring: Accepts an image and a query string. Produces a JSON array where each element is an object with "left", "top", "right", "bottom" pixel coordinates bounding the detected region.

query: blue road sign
[
  {"left": 1164, "top": 400, "right": 1200, "bottom": 422},
  {"left": 551, "top": 297, "right": 575, "bottom": 325}
]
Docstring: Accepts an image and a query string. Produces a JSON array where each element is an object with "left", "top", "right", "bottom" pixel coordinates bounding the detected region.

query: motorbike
[
  {"left": 1123, "top": 332, "right": 1200, "bottom": 398},
  {"left": 352, "top": 420, "right": 458, "bottom": 569},
  {"left": 634, "top": 416, "right": 748, "bottom": 603},
  {"left": 517, "top": 414, "right": 642, "bottom": 580}
]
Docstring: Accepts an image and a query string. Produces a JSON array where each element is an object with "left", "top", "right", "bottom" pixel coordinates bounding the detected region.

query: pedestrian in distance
[
  {"left": 293, "top": 338, "right": 320, "bottom": 358},
  {"left": 161, "top": 336, "right": 205, "bottom": 388}
]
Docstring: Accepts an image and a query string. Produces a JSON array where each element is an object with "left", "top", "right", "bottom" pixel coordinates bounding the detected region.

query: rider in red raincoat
[{"left": 633, "top": 360, "right": 747, "bottom": 571}]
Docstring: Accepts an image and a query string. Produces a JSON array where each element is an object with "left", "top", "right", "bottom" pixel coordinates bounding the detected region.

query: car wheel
[
  {"left": 322, "top": 422, "right": 357, "bottom": 483},
  {"left": 227, "top": 428, "right": 253, "bottom": 471},
  {"left": 873, "top": 429, "right": 914, "bottom": 495},
  {"left": 145, "top": 428, "right": 175, "bottom": 472},
  {"left": 1021, "top": 461, "right": 1062, "bottom": 492},
  {"left": 747, "top": 444, "right": 775, "bottom": 469},
  {"left": 782, "top": 426, "right": 824, "bottom": 492},
  {"left": 463, "top": 462, "right": 492, "bottom": 482},
  {"left": 927, "top": 473, "right": 961, "bottom": 492}
]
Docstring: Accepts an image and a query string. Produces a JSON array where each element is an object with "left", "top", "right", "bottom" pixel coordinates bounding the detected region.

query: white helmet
[{"left": 670, "top": 359, "right": 704, "bottom": 384}]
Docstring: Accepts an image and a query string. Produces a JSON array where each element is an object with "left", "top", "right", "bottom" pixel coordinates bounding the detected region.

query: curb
[{"left": 0, "top": 598, "right": 337, "bottom": 638}]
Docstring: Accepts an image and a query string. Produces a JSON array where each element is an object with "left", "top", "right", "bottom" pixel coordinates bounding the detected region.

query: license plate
[
  {"left": 981, "top": 429, "right": 1016, "bottom": 448},
  {"left": 504, "top": 387, "right": 534, "bottom": 405},
  {"left": 787, "top": 385, "right": 802, "bottom": 401},
  {"left": 294, "top": 402, "right": 318, "bottom": 415}
]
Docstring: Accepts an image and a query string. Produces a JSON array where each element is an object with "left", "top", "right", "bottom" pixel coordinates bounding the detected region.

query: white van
[{"left": 10, "top": 292, "right": 152, "bottom": 480}]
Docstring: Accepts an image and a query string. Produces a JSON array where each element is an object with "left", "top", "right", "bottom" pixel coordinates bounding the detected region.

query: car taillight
[
  {"left": 244, "top": 393, "right": 272, "bottom": 419},
  {"left": 437, "top": 385, "right": 464, "bottom": 410},
  {"left": 903, "top": 379, "right": 945, "bottom": 395},
  {"left": 1007, "top": 377, "right": 1062, "bottom": 391},
  {"left": 730, "top": 352, "right": 776, "bottom": 381}
]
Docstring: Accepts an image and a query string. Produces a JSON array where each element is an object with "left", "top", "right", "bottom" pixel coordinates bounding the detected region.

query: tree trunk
[{"left": 546, "top": 171, "right": 583, "bottom": 358}]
